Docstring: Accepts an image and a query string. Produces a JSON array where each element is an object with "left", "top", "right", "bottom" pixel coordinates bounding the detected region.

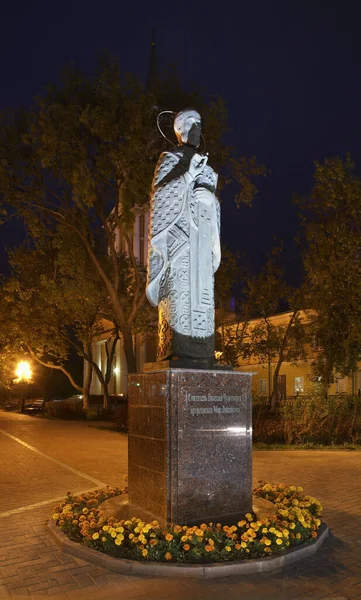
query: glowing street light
[
  {"left": 15, "top": 361, "right": 32, "bottom": 383},
  {"left": 14, "top": 360, "right": 32, "bottom": 413}
]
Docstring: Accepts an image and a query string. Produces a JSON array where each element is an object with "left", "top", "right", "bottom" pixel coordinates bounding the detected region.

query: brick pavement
[{"left": 1, "top": 411, "right": 361, "bottom": 600}]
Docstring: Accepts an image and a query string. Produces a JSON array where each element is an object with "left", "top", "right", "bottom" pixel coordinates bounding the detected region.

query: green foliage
[
  {"left": 280, "top": 394, "right": 361, "bottom": 445},
  {"left": 299, "top": 155, "right": 361, "bottom": 391}
]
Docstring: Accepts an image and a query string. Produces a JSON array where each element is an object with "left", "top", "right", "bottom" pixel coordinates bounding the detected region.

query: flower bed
[{"left": 52, "top": 482, "right": 323, "bottom": 563}]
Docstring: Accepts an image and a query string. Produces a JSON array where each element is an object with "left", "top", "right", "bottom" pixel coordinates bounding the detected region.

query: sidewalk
[{"left": 1, "top": 412, "right": 361, "bottom": 599}]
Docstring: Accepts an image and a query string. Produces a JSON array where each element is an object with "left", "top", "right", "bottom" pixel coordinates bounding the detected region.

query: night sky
[{"left": 1, "top": 1, "right": 361, "bottom": 282}]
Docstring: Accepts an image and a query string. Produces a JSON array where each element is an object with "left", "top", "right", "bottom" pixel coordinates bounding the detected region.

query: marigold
[
  {"left": 82, "top": 508, "right": 89, "bottom": 515},
  {"left": 102, "top": 537, "right": 107, "bottom": 542},
  {"left": 181, "top": 535, "right": 188, "bottom": 542},
  {"left": 241, "top": 541, "right": 247, "bottom": 549},
  {"left": 142, "top": 549, "right": 148, "bottom": 557},
  {"left": 225, "top": 546, "right": 232, "bottom": 552},
  {"left": 149, "top": 539, "right": 158, "bottom": 546},
  {"left": 165, "top": 533, "right": 173, "bottom": 541},
  {"left": 165, "top": 552, "right": 172, "bottom": 560},
  {"left": 276, "top": 538, "right": 283, "bottom": 545},
  {"left": 205, "top": 545, "right": 214, "bottom": 552},
  {"left": 92, "top": 533, "right": 99, "bottom": 540},
  {"left": 114, "top": 538, "right": 122, "bottom": 546},
  {"left": 183, "top": 544, "right": 190, "bottom": 551}
]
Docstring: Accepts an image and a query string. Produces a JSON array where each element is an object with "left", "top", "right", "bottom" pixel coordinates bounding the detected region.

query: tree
[
  {"left": 3, "top": 227, "right": 125, "bottom": 411},
  {"left": 299, "top": 155, "right": 361, "bottom": 396},
  {"left": 0, "top": 55, "right": 265, "bottom": 375}
]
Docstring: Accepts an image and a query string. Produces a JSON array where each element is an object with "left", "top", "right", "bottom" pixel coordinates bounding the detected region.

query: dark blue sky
[{"left": 1, "top": 0, "right": 361, "bottom": 280}]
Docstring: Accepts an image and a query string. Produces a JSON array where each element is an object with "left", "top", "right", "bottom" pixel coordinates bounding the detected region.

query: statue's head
[{"left": 174, "top": 109, "right": 201, "bottom": 147}]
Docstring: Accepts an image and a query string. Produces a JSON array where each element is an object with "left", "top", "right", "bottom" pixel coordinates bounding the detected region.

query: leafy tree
[
  {"left": 0, "top": 55, "right": 265, "bottom": 376},
  {"left": 298, "top": 155, "right": 361, "bottom": 396},
  {"left": 4, "top": 229, "right": 125, "bottom": 411}
]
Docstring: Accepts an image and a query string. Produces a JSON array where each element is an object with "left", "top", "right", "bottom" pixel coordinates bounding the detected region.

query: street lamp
[{"left": 14, "top": 361, "right": 32, "bottom": 413}]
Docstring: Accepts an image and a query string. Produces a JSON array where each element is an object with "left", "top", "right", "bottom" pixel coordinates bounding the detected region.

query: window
[
  {"left": 258, "top": 379, "right": 267, "bottom": 395},
  {"left": 294, "top": 376, "right": 304, "bottom": 394}
]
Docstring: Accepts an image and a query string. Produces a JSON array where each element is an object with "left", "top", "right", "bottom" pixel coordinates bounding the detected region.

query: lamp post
[{"left": 14, "top": 361, "right": 32, "bottom": 413}]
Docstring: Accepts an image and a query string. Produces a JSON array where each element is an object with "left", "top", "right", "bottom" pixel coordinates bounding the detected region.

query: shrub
[
  {"left": 44, "top": 400, "right": 84, "bottom": 420},
  {"left": 280, "top": 394, "right": 361, "bottom": 445}
]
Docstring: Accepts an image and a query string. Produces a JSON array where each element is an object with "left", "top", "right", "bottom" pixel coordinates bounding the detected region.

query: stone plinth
[{"left": 128, "top": 369, "right": 252, "bottom": 525}]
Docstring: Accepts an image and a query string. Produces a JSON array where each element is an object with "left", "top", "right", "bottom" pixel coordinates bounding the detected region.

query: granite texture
[{"left": 128, "top": 369, "right": 252, "bottom": 524}]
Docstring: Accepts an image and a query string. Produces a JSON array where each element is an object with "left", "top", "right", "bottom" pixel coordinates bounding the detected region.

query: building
[{"left": 233, "top": 310, "right": 360, "bottom": 397}]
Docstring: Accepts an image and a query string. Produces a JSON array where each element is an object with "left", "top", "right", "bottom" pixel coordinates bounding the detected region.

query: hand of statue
[
  {"left": 193, "top": 187, "right": 214, "bottom": 205},
  {"left": 189, "top": 153, "right": 208, "bottom": 179}
]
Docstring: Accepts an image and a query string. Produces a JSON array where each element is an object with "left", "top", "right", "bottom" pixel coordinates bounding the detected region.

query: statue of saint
[{"left": 146, "top": 109, "right": 221, "bottom": 364}]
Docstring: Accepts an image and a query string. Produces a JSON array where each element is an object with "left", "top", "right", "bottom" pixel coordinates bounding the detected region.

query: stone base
[
  {"left": 128, "top": 369, "right": 252, "bottom": 525},
  {"left": 99, "top": 495, "right": 277, "bottom": 526}
]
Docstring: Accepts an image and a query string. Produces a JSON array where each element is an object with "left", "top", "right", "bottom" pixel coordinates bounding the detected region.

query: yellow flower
[
  {"left": 225, "top": 546, "right": 232, "bottom": 552},
  {"left": 72, "top": 520, "right": 78, "bottom": 526},
  {"left": 262, "top": 528, "right": 268, "bottom": 534},
  {"left": 116, "top": 527, "right": 124, "bottom": 533},
  {"left": 245, "top": 513, "right": 253, "bottom": 521},
  {"left": 102, "top": 536, "right": 107, "bottom": 542},
  {"left": 117, "top": 534, "right": 124, "bottom": 542},
  {"left": 165, "top": 533, "right": 173, "bottom": 541},
  {"left": 276, "top": 538, "right": 283, "bottom": 545},
  {"left": 289, "top": 522, "right": 296, "bottom": 530},
  {"left": 181, "top": 535, "right": 188, "bottom": 542},
  {"left": 129, "top": 533, "right": 134, "bottom": 540},
  {"left": 142, "top": 549, "right": 148, "bottom": 557},
  {"left": 53, "top": 514, "right": 59, "bottom": 520},
  {"left": 114, "top": 537, "right": 122, "bottom": 546},
  {"left": 297, "top": 486, "right": 303, "bottom": 492},
  {"left": 111, "top": 531, "right": 117, "bottom": 538},
  {"left": 282, "top": 529, "right": 289, "bottom": 538},
  {"left": 173, "top": 525, "right": 182, "bottom": 533},
  {"left": 241, "top": 542, "right": 247, "bottom": 549},
  {"left": 82, "top": 508, "right": 89, "bottom": 515},
  {"left": 92, "top": 533, "right": 99, "bottom": 540},
  {"left": 165, "top": 552, "right": 172, "bottom": 561},
  {"left": 264, "top": 538, "right": 271, "bottom": 546},
  {"left": 296, "top": 533, "right": 301, "bottom": 540},
  {"left": 194, "top": 529, "right": 203, "bottom": 537},
  {"left": 102, "top": 525, "right": 109, "bottom": 532},
  {"left": 237, "top": 520, "right": 247, "bottom": 527}
]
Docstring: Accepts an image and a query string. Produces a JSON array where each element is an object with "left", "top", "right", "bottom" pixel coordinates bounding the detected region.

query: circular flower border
[{"left": 52, "top": 482, "right": 323, "bottom": 564}]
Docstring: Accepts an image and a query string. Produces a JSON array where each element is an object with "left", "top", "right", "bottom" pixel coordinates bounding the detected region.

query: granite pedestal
[{"left": 128, "top": 369, "right": 252, "bottom": 525}]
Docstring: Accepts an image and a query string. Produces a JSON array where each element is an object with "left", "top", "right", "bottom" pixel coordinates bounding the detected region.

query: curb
[{"left": 46, "top": 521, "right": 329, "bottom": 578}]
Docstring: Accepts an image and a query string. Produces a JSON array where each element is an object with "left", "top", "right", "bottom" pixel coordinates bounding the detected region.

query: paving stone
[{"left": 1, "top": 413, "right": 361, "bottom": 600}]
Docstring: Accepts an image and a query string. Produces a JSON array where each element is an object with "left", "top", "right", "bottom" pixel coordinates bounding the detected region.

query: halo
[
  {"left": 156, "top": 110, "right": 207, "bottom": 153},
  {"left": 156, "top": 111, "right": 177, "bottom": 145}
]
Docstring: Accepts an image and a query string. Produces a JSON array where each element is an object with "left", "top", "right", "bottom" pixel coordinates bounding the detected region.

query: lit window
[
  {"left": 258, "top": 379, "right": 267, "bottom": 395},
  {"left": 294, "top": 376, "right": 304, "bottom": 393}
]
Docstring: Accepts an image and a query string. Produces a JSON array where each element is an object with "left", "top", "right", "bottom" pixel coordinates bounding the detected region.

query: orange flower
[
  {"left": 183, "top": 544, "right": 190, "bottom": 551},
  {"left": 165, "top": 533, "right": 173, "bottom": 542},
  {"left": 165, "top": 552, "right": 172, "bottom": 560},
  {"left": 205, "top": 545, "right": 214, "bottom": 552},
  {"left": 149, "top": 539, "right": 158, "bottom": 546}
]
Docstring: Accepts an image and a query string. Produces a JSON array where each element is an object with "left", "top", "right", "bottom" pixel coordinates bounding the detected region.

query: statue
[{"left": 146, "top": 109, "right": 221, "bottom": 365}]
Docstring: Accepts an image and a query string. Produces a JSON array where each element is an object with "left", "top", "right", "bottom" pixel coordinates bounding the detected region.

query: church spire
[{"left": 146, "top": 29, "right": 159, "bottom": 93}]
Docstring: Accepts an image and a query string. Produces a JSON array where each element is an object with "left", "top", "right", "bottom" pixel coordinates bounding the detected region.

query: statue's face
[{"left": 174, "top": 110, "right": 201, "bottom": 147}]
